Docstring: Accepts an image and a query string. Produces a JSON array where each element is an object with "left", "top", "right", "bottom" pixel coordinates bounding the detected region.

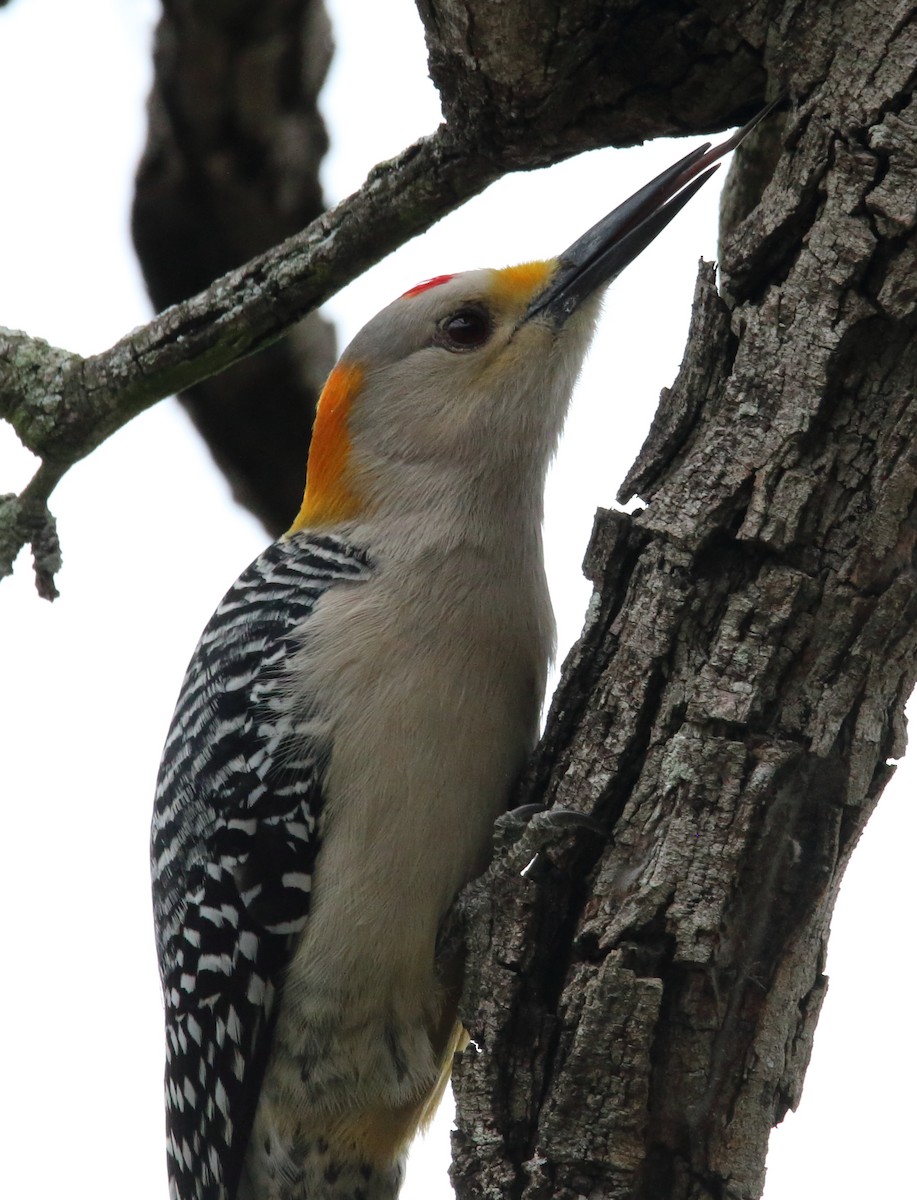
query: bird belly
[{"left": 240, "top": 565, "right": 547, "bottom": 1196}]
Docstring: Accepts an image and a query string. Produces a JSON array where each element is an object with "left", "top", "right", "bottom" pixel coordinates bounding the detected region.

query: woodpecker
[{"left": 152, "top": 118, "right": 767, "bottom": 1200}]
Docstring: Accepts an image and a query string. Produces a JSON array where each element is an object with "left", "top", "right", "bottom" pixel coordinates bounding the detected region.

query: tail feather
[{"left": 238, "top": 1015, "right": 466, "bottom": 1200}]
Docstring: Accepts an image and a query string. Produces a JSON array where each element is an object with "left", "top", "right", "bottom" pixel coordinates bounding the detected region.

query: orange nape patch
[
  {"left": 289, "top": 361, "right": 365, "bottom": 531},
  {"left": 491, "top": 259, "right": 556, "bottom": 307},
  {"left": 401, "top": 273, "right": 456, "bottom": 299}
]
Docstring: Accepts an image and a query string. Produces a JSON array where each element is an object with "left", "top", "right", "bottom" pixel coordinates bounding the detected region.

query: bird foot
[{"left": 493, "top": 803, "right": 606, "bottom": 860}]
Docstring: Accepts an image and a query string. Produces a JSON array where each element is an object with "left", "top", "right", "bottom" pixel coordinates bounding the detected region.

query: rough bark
[
  {"left": 132, "top": 0, "right": 337, "bottom": 535},
  {"left": 417, "top": 0, "right": 771, "bottom": 160},
  {"left": 449, "top": 5, "right": 917, "bottom": 1199}
]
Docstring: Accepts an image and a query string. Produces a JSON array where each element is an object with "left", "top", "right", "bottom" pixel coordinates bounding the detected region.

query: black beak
[{"left": 527, "top": 99, "right": 781, "bottom": 324}]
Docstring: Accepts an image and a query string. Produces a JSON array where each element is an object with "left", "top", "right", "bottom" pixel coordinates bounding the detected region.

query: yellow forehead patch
[
  {"left": 289, "top": 361, "right": 365, "bottom": 532},
  {"left": 490, "top": 259, "right": 556, "bottom": 307}
]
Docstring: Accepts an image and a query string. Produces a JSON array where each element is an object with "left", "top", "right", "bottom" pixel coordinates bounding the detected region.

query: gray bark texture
[{"left": 434, "top": 4, "right": 917, "bottom": 1200}]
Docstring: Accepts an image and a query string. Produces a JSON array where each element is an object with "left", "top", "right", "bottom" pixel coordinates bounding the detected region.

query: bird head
[{"left": 292, "top": 108, "right": 776, "bottom": 534}]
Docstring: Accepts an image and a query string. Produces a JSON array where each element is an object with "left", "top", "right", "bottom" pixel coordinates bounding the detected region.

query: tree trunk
[
  {"left": 446, "top": 6, "right": 917, "bottom": 1198},
  {"left": 132, "top": 0, "right": 337, "bottom": 535}
]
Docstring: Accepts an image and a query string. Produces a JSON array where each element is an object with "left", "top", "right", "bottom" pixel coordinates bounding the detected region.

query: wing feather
[{"left": 152, "top": 533, "right": 373, "bottom": 1200}]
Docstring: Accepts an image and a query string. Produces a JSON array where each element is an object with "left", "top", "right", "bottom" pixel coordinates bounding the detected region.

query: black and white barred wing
[{"left": 151, "top": 533, "right": 373, "bottom": 1200}]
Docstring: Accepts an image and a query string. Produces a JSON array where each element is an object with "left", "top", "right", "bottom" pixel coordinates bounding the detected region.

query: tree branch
[
  {"left": 417, "top": 0, "right": 770, "bottom": 159},
  {"left": 0, "top": 126, "right": 500, "bottom": 594}
]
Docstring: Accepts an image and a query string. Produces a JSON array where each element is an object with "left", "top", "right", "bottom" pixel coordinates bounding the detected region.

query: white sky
[{"left": 0, "top": 1, "right": 913, "bottom": 1197}]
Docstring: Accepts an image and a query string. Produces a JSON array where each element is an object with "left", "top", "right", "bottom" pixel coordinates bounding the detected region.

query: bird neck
[{"left": 353, "top": 453, "right": 548, "bottom": 565}]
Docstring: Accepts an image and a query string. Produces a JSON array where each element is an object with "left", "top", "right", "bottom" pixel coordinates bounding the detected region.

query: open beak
[{"left": 527, "top": 99, "right": 780, "bottom": 325}]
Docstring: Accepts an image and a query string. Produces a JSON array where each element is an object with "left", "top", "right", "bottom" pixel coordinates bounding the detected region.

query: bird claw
[{"left": 493, "top": 802, "right": 606, "bottom": 858}]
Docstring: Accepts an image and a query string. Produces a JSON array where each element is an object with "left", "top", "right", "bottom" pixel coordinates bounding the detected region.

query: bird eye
[{"left": 436, "top": 307, "right": 491, "bottom": 351}]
